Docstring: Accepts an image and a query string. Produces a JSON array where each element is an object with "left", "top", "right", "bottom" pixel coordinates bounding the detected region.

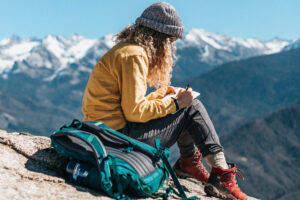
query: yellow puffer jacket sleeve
[
  {"left": 120, "top": 54, "right": 176, "bottom": 122},
  {"left": 146, "top": 87, "right": 176, "bottom": 100},
  {"left": 146, "top": 88, "right": 165, "bottom": 100}
]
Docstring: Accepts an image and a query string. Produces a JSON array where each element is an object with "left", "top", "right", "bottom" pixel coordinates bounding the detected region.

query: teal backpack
[{"left": 51, "top": 119, "right": 197, "bottom": 200}]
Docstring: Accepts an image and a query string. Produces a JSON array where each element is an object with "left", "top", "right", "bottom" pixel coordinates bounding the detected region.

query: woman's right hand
[{"left": 176, "top": 88, "right": 193, "bottom": 109}]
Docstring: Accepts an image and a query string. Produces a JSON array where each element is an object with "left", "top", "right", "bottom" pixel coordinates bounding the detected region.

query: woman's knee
[
  {"left": 189, "top": 99, "right": 205, "bottom": 112},
  {"left": 192, "top": 99, "right": 201, "bottom": 106},
  {"left": 183, "top": 99, "right": 203, "bottom": 115}
]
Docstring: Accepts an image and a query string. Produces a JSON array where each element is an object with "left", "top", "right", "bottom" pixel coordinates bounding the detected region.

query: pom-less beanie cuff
[
  {"left": 136, "top": 17, "right": 184, "bottom": 38},
  {"left": 135, "top": 2, "right": 184, "bottom": 39}
]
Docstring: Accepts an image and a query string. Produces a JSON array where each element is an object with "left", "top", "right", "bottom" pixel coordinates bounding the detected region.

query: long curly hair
[{"left": 115, "top": 24, "right": 176, "bottom": 95}]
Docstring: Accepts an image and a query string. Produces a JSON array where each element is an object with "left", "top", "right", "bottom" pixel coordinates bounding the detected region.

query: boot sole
[
  {"left": 173, "top": 161, "right": 207, "bottom": 183},
  {"left": 204, "top": 183, "right": 237, "bottom": 200},
  {"left": 173, "top": 165, "right": 197, "bottom": 179}
]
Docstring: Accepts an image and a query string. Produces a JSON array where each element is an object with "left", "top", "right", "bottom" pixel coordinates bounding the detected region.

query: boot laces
[
  {"left": 235, "top": 168, "right": 245, "bottom": 181},
  {"left": 192, "top": 154, "right": 209, "bottom": 175},
  {"left": 222, "top": 167, "right": 245, "bottom": 187}
]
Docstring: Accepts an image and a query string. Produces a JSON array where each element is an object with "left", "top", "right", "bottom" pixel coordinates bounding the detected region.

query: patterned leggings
[{"left": 117, "top": 99, "right": 223, "bottom": 157}]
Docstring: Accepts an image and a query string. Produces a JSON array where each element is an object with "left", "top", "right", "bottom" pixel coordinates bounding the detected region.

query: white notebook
[{"left": 163, "top": 87, "right": 200, "bottom": 100}]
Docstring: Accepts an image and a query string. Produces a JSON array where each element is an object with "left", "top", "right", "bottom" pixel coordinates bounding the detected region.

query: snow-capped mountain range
[
  {"left": 176, "top": 29, "right": 291, "bottom": 66},
  {"left": 178, "top": 29, "right": 289, "bottom": 54},
  {"left": 0, "top": 34, "right": 114, "bottom": 77},
  {"left": 0, "top": 29, "right": 297, "bottom": 81}
]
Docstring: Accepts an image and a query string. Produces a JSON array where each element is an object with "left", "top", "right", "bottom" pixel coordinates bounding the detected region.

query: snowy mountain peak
[
  {"left": 0, "top": 36, "right": 40, "bottom": 73},
  {"left": 183, "top": 29, "right": 231, "bottom": 50},
  {"left": 283, "top": 38, "right": 300, "bottom": 51},
  {"left": 0, "top": 37, "right": 12, "bottom": 46},
  {"left": 264, "top": 38, "right": 290, "bottom": 54},
  {"left": 42, "top": 34, "right": 97, "bottom": 67},
  {"left": 179, "top": 29, "right": 291, "bottom": 56},
  {"left": 0, "top": 35, "right": 22, "bottom": 46},
  {"left": 101, "top": 33, "right": 115, "bottom": 49}
]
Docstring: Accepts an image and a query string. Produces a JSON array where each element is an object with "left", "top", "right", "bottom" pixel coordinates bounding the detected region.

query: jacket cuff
[{"left": 171, "top": 97, "right": 179, "bottom": 111}]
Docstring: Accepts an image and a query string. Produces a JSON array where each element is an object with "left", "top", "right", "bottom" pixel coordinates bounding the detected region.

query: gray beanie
[{"left": 135, "top": 2, "right": 184, "bottom": 38}]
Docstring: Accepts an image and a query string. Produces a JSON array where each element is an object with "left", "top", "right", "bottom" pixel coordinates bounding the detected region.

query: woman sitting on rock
[{"left": 82, "top": 2, "right": 252, "bottom": 200}]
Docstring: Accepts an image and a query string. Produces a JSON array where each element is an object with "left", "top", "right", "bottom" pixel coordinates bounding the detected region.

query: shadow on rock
[
  {"left": 25, "top": 147, "right": 106, "bottom": 197},
  {"left": 25, "top": 147, "right": 68, "bottom": 177}
]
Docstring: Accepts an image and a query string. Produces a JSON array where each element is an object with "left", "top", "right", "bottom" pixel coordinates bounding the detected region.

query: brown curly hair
[{"left": 115, "top": 24, "right": 176, "bottom": 95}]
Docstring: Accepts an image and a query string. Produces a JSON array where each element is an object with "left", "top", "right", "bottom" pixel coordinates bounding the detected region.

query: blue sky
[{"left": 0, "top": 0, "right": 299, "bottom": 41}]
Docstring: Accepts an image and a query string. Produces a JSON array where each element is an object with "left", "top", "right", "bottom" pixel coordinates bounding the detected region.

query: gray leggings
[{"left": 117, "top": 99, "right": 223, "bottom": 157}]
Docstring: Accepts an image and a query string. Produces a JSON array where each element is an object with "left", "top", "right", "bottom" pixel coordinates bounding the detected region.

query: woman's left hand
[{"left": 165, "top": 86, "right": 176, "bottom": 95}]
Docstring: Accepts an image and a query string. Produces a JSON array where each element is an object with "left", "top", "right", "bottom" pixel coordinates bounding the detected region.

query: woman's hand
[
  {"left": 176, "top": 88, "right": 193, "bottom": 109},
  {"left": 165, "top": 86, "right": 176, "bottom": 95}
]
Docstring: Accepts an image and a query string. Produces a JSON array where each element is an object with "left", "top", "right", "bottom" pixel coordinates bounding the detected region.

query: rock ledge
[{"left": 0, "top": 130, "right": 219, "bottom": 200}]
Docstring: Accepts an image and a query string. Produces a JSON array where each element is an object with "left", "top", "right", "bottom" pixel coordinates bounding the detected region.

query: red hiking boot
[
  {"left": 173, "top": 150, "right": 209, "bottom": 182},
  {"left": 204, "top": 163, "right": 247, "bottom": 200}
]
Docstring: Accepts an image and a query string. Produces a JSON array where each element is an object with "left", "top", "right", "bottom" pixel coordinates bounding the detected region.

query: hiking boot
[
  {"left": 204, "top": 163, "right": 247, "bottom": 200},
  {"left": 173, "top": 150, "right": 209, "bottom": 182}
]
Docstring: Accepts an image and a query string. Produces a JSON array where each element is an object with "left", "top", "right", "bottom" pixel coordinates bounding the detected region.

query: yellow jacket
[{"left": 82, "top": 42, "right": 176, "bottom": 130}]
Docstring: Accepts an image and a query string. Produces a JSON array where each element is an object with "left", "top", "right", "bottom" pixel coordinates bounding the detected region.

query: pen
[{"left": 186, "top": 84, "right": 190, "bottom": 91}]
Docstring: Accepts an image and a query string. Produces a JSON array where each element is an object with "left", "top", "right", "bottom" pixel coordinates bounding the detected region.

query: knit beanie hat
[{"left": 135, "top": 2, "right": 184, "bottom": 38}]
